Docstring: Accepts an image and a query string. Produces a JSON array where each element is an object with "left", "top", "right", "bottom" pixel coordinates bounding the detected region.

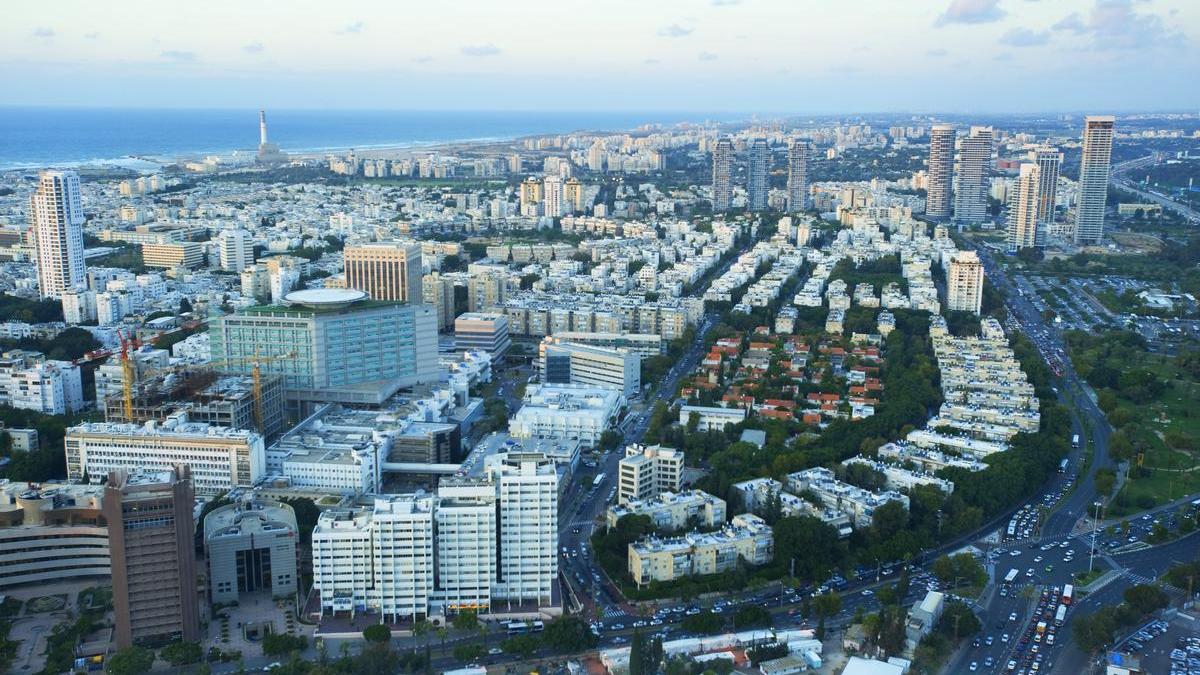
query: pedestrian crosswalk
[{"left": 601, "top": 606, "right": 625, "bottom": 619}]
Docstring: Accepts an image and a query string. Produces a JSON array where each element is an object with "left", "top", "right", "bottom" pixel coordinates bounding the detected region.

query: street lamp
[{"left": 1088, "top": 501, "right": 1104, "bottom": 574}]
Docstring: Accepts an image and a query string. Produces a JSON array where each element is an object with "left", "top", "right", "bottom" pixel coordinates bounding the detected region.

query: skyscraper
[
  {"left": 104, "top": 466, "right": 200, "bottom": 648},
  {"left": 218, "top": 228, "right": 255, "bottom": 272},
  {"left": 711, "top": 138, "right": 733, "bottom": 212},
  {"left": 343, "top": 241, "right": 423, "bottom": 303},
  {"left": 1007, "top": 163, "right": 1041, "bottom": 252},
  {"left": 542, "top": 175, "right": 564, "bottom": 217},
  {"left": 1030, "top": 146, "right": 1063, "bottom": 243},
  {"left": 947, "top": 251, "right": 984, "bottom": 315},
  {"left": 1075, "top": 115, "right": 1115, "bottom": 245},
  {"left": 954, "top": 126, "right": 993, "bottom": 226},
  {"left": 30, "top": 170, "right": 86, "bottom": 299},
  {"left": 787, "top": 139, "right": 809, "bottom": 212},
  {"left": 926, "top": 125, "right": 956, "bottom": 220},
  {"left": 747, "top": 139, "right": 769, "bottom": 211}
]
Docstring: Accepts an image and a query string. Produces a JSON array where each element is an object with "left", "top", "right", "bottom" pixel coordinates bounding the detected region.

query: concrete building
[
  {"left": 678, "top": 404, "right": 747, "bottom": 432},
  {"left": 712, "top": 138, "right": 733, "bottom": 212},
  {"left": 1030, "top": 146, "right": 1063, "bottom": 238},
  {"left": 618, "top": 444, "right": 684, "bottom": 505},
  {"left": 747, "top": 139, "right": 769, "bottom": 211},
  {"left": 66, "top": 416, "right": 266, "bottom": 495},
  {"left": 786, "top": 467, "right": 909, "bottom": 528},
  {"left": 1075, "top": 115, "right": 1115, "bottom": 245},
  {"left": 104, "top": 467, "right": 200, "bottom": 648},
  {"left": 1007, "top": 163, "right": 1041, "bottom": 252},
  {"left": 0, "top": 350, "right": 84, "bottom": 414},
  {"left": 606, "top": 489, "right": 726, "bottom": 531},
  {"left": 142, "top": 241, "right": 205, "bottom": 269},
  {"left": 627, "top": 514, "right": 773, "bottom": 586},
  {"left": 422, "top": 272, "right": 457, "bottom": 330},
  {"left": 946, "top": 251, "right": 984, "bottom": 315},
  {"left": 455, "top": 312, "right": 512, "bottom": 362},
  {"left": 953, "top": 126, "right": 992, "bottom": 226},
  {"left": 203, "top": 499, "right": 299, "bottom": 604},
  {"left": 0, "top": 480, "right": 108, "bottom": 588},
  {"left": 30, "top": 170, "right": 86, "bottom": 299},
  {"left": 926, "top": 125, "right": 955, "bottom": 220},
  {"left": 490, "top": 452, "right": 558, "bottom": 607},
  {"left": 787, "top": 139, "right": 809, "bottom": 212},
  {"left": 539, "top": 337, "right": 640, "bottom": 398},
  {"left": 545, "top": 331, "right": 662, "bottom": 358},
  {"left": 218, "top": 229, "right": 255, "bottom": 272},
  {"left": 210, "top": 289, "right": 439, "bottom": 410},
  {"left": 343, "top": 241, "right": 423, "bottom": 303},
  {"left": 466, "top": 272, "right": 507, "bottom": 313},
  {"left": 509, "top": 383, "right": 624, "bottom": 449},
  {"left": 905, "top": 590, "right": 945, "bottom": 651}
]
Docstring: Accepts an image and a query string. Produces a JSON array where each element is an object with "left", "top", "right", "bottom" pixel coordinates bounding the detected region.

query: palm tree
[
  {"left": 436, "top": 627, "right": 448, "bottom": 656},
  {"left": 413, "top": 618, "right": 431, "bottom": 649}
]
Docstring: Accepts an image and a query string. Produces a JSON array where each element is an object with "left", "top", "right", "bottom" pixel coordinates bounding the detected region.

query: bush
[
  {"left": 260, "top": 632, "right": 307, "bottom": 657},
  {"left": 681, "top": 612, "right": 725, "bottom": 634},
  {"left": 160, "top": 640, "right": 202, "bottom": 666},
  {"left": 362, "top": 624, "right": 391, "bottom": 643}
]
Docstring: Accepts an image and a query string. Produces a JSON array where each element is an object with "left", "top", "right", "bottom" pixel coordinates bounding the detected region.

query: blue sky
[{"left": 2, "top": 0, "right": 1196, "bottom": 112}]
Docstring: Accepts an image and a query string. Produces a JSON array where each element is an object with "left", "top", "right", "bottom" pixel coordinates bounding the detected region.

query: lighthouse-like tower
[
  {"left": 259, "top": 110, "right": 269, "bottom": 145},
  {"left": 256, "top": 109, "right": 287, "bottom": 164}
]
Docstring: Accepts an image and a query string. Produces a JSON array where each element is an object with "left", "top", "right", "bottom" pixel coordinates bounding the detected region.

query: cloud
[
  {"left": 412, "top": 55, "right": 434, "bottom": 64},
  {"left": 643, "top": 58, "right": 661, "bottom": 65},
  {"left": 460, "top": 44, "right": 501, "bottom": 57},
  {"left": 242, "top": 42, "right": 264, "bottom": 54},
  {"left": 999, "top": 27, "right": 1051, "bottom": 46},
  {"left": 334, "top": 21, "right": 364, "bottom": 35},
  {"left": 657, "top": 24, "right": 693, "bottom": 38},
  {"left": 712, "top": 0, "right": 741, "bottom": 5},
  {"left": 84, "top": 32, "right": 99, "bottom": 40},
  {"left": 994, "top": 52, "right": 1015, "bottom": 61},
  {"left": 925, "top": 48, "right": 949, "bottom": 57},
  {"left": 1086, "top": 0, "right": 1186, "bottom": 49},
  {"left": 698, "top": 51, "right": 718, "bottom": 61},
  {"left": 935, "top": 0, "right": 1006, "bottom": 26},
  {"left": 160, "top": 50, "right": 197, "bottom": 62},
  {"left": 32, "top": 27, "right": 55, "bottom": 39},
  {"left": 1052, "top": 12, "right": 1088, "bottom": 34}
]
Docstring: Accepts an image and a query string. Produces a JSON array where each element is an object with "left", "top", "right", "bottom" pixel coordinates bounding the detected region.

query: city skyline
[{"left": 2, "top": 0, "right": 1197, "bottom": 112}]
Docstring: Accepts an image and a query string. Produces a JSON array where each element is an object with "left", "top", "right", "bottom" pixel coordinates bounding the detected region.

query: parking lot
[{"left": 1110, "top": 614, "right": 1200, "bottom": 675}]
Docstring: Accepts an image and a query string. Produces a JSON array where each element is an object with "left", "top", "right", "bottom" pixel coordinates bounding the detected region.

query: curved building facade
[{"left": 0, "top": 480, "right": 109, "bottom": 588}]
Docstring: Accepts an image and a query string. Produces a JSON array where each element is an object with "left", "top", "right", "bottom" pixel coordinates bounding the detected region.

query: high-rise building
[
  {"left": 1075, "top": 115, "right": 1115, "bottom": 245},
  {"left": 490, "top": 452, "right": 558, "bottom": 607},
  {"left": 422, "top": 272, "right": 457, "bottom": 330},
  {"left": 618, "top": 444, "right": 684, "bottom": 505},
  {"left": 542, "top": 175, "right": 564, "bottom": 217},
  {"left": 466, "top": 271, "right": 506, "bottom": 312},
  {"left": 538, "top": 338, "right": 641, "bottom": 398},
  {"left": 104, "top": 466, "right": 200, "bottom": 648},
  {"left": 343, "top": 241, "right": 423, "bottom": 303},
  {"left": 455, "top": 312, "right": 512, "bottom": 362},
  {"left": 954, "top": 126, "right": 993, "bottom": 226},
  {"left": 1007, "top": 163, "right": 1041, "bottom": 252},
  {"left": 563, "top": 177, "right": 584, "bottom": 213},
  {"left": 926, "top": 125, "right": 956, "bottom": 220},
  {"left": 218, "top": 229, "right": 255, "bottom": 272},
  {"left": 1030, "top": 146, "right": 1063, "bottom": 239},
  {"left": 519, "top": 178, "right": 543, "bottom": 216},
  {"left": 747, "top": 139, "right": 769, "bottom": 211},
  {"left": 434, "top": 479, "right": 497, "bottom": 612},
  {"left": 210, "top": 289, "right": 439, "bottom": 409},
  {"left": 711, "top": 138, "right": 733, "bottom": 212},
  {"left": 787, "top": 139, "right": 809, "bottom": 212},
  {"left": 30, "top": 170, "right": 86, "bottom": 299},
  {"left": 203, "top": 499, "right": 299, "bottom": 604},
  {"left": 947, "top": 251, "right": 985, "bottom": 315}
]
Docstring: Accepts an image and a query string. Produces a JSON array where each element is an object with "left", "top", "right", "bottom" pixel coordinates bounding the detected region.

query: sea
[{"left": 0, "top": 107, "right": 739, "bottom": 171}]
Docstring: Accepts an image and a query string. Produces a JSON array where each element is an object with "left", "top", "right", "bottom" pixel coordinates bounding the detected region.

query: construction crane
[
  {"left": 247, "top": 350, "right": 296, "bottom": 435},
  {"left": 116, "top": 330, "right": 140, "bottom": 423}
]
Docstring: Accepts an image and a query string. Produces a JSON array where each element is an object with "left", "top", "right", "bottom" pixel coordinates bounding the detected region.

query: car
[
  {"left": 1045, "top": 565, "right": 1053, "bottom": 573},
  {"left": 1026, "top": 568, "right": 1035, "bottom": 576},
  {"left": 1010, "top": 550, "right": 1022, "bottom": 557},
  {"left": 1009, "top": 612, "right": 1018, "bottom": 622},
  {"left": 612, "top": 623, "right": 625, "bottom": 630},
  {"left": 862, "top": 589, "right": 873, "bottom": 596},
  {"left": 488, "top": 647, "right": 503, "bottom": 655},
  {"left": 1002, "top": 633, "right": 1011, "bottom": 643},
  {"left": 986, "top": 636, "right": 995, "bottom": 646},
  {"left": 1034, "top": 556, "right": 1043, "bottom": 563},
  {"left": 264, "top": 664, "right": 282, "bottom": 672},
  {"left": 985, "top": 657, "right": 996, "bottom": 667}
]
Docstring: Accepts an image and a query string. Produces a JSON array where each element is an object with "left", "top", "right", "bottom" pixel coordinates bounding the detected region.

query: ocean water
[{"left": 0, "top": 107, "right": 733, "bottom": 170}]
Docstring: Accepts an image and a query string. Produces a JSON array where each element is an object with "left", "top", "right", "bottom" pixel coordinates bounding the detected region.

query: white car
[{"left": 970, "top": 662, "right": 978, "bottom": 671}]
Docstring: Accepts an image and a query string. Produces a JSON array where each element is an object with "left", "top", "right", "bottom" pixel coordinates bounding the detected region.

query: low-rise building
[
  {"left": 786, "top": 467, "right": 908, "bottom": 528},
  {"left": 606, "top": 489, "right": 726, "bottom": 531},
  {"left": 628, "top": 513, "right": 773, "bottom": 586},
  {"left": 678, "top": 404, "right": 747, "bottom": 432},
  {"left": 204, "top": 498, "right": 299, "bottom": 604},
  {"left": 618, "top": 444, "right": 684, "bottom": 505},
  {"left": 539, "top": 337, "right": 641, "bottom": 398},
  {"left": 508, "top": 383, "right": 624, "bottom": 449}
]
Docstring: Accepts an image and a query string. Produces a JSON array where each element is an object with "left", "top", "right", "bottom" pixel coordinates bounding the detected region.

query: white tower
[
  {"left": 31, "top": 170, "right": 87, "bottom": 299},
  {"left": 259, "top": 110, "right": 268, "bottom": 146}
]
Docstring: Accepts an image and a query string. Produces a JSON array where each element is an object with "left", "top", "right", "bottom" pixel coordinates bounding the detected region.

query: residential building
[
  {"left": 455, "top": 312, "right": 511, "bottom": 362},
  {"left": 606, "top": 489, "right": 726, "bottom": 531},
  {"left": 343, "top": 241, "right": 423, "bottom": 303},
  {"left": 618, "top": 444, "right": 684, "bottom": 505},
  {"left": 203, "top": 499, "right": 299, "bottom": 604},
  {"left": 66, "top": 416, "right": 266, "bottom": 495},
  {"left": 434, "top": 478, "right": 497, "bottom": 613},
  {"left": 712, "top": 138, "right": 733, "bottom": 212},
  {"left": 1030, "top": 146, "right": 1063, "bottom": 238},
  {"left": 787, "top": 139, "right": 809, "bottom": 212},
  {"left": 1007, "top": 163, "right": 1041, "bottom": 252},
  {"left": 0, "top": 350, "right": 84, "bottom": 414},
  {"left": 926, "top": 125, "right": 955, "bottom": 220},
  {"left": 0, "top": 480, "right": 108, "bottom": 588},
  {"left": 30, "top": 170, "right": 86, "bottom": 299},
  {"left": 953, "top": 126, "right": 992, "bottom": 226},
  {"left": 142, "top": 241, "right": 205, "bottom": 269},
  {"left": 627, "top": 514, "right": 773, "bottom": 586},
  {"left": 946, "top": 251, "right": 984, "bottom": 315},
  {"left": 210, "top": 289, "right": 439, "bottom": 410},
  {"left": 423, "top": 272, "right": 457, "bottom": 330},
  {"left": 467, "top": 271, "right": 506, "bottom": 312},
  {"left": 678, "top": 404, "right": 747, "bottom": 432},
  {"left": 539, "top": 337, "right": 641, "bottom": 397},
  {"left": 545, "top": 331, "right": 662, "bottom": 358},
  {"left": 543, "top": 175, "right": 564, "bottom": 217},
  {"left": 747, "top": 139, "right": 769, "bottom": 211},
  {"left": 906, "top": 591, "right": 945, "bottom": 652},
  {"left": 104, "top": 467, "right": 200, "bottom": 648},
  {"left": 786, "top": 467, "right": 909, "bottom": 528},
  {"left": 490, "top": 452, "right": 559, "bottom": 607},
  {"left": 1075, "top": 115, "right": 1115, "bottom": 245},
  {"left": 218, "top": 229, "right": 255, "bottom": 272},
  {"left": 508, "top": 383, "right": 624, "bottom": 449}
]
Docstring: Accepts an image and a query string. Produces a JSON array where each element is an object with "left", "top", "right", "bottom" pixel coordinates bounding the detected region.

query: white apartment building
[
  {"left": 509, "top": 383, "right": 624, "bottom": 449},
  {"left": 606, "top": 489, "right": 726, "bottom": 531},
  {"left": 678, "top": 405, "right": 747, "bottom": 432},
  {"left": 490, "top": 452, "right": 558, "bottom": 607},
  {"left": 371, "top": 495, "right": 436, "bottom": 622},
  {"left": 787, "top": 467, "right": 909, "bottom": 529},
  {"left": 30, "top": 170, "right": 87, "bottom": 299},
  {"left": 628, "top": 513, "right": 773, "bottom": 586},
  {"left": 0, "top": 350, "right": 84, "bottom": 414},
  {"left": 539, "top": 337, "right": 641, "bottom": 398},
  {"left": 65, "top": 416, "right": 265, "bottom": 495},
  {"left": 435, "top": 479, "right": 498, "bottom": 613},
  {"left": 618, "top": 444, "right": 684, "bottom": 505},
  {"left": 946, "top": 251, "right": 984, "bottom": 315},
  {"left": 218, "top": 229, "right": 255, "bottom": 272}
]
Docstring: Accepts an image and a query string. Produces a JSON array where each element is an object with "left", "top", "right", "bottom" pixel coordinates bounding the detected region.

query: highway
[{"left": 1110, "top": 155, "right": 1200, "bottom": 225}]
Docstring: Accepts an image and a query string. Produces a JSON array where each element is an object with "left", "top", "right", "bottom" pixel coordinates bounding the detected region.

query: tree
[
  {"left": 452, "top": 644, "right": 485, "bottom": 662},
  {"left": 680, "top": 613, "right": 724, "bottom": 634},
  {"left": 732, "top": 605, "right": 772, "bottom": 629},
  {"left": 542, "top": 617, "right": 597, "bottom": 653},
  {"left": 1123, "top": 584, "right": 1168, "bottom": 615},
  {"left": 106, "top": 646, "right": 154, "bottom": 675},
  {"left": 412, "top": 618, "right": 431, "bottom": 647},
  {"left": 812, "top": 592, "right": 842, "bottom": 619},
  {"left": 362, "top": 624, "right": 391, "bottom": 644},
  {"left": 452, "top": 610, "right": 478, "bottom": 632},
  {"left": 261, "top": 632, "right": 307, "bottom": 657},
  {"left": 179, "top": 297, "right": 193, "bottom": 314},
  {"left": 160, "top": 640, "right": 202, "bottom": 666}
]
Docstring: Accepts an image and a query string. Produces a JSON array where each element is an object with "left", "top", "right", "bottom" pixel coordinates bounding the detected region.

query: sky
[{"left": 1, "top": 0, "right": 1197, "bottom": 113}]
